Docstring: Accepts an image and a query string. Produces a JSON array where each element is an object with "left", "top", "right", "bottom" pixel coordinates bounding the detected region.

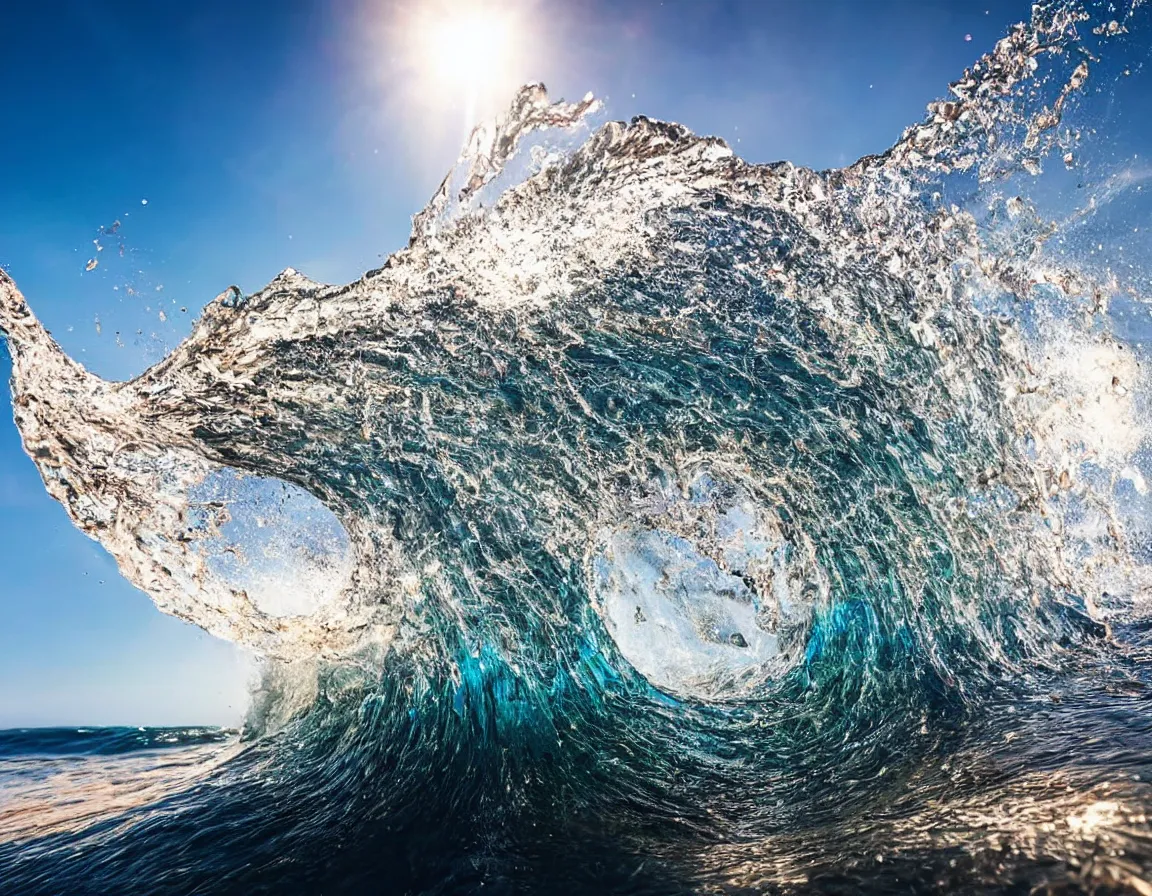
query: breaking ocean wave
[{"left": 3, "top": 2, "right": 1152, "bottom": 892}]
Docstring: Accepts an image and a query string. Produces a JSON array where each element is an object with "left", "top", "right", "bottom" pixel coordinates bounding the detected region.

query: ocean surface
[{"left": 3, "top": 2, "right": 1152, "bottom": 893}]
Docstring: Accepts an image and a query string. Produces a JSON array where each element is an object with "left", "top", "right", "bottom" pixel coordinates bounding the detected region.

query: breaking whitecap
[{"left": 0, "top": 3, "right": 1148, "bottom": 700}]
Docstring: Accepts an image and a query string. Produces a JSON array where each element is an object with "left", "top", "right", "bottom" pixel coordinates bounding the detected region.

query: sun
[
  {"left": 418, "top": 7, "right": 517, "bottom": 92},
  {"left": 400, "top": 0, "right": 533, "bottom": 124},
  {"left": 356, "top": 0, "right": 545, "bottom": 164}
]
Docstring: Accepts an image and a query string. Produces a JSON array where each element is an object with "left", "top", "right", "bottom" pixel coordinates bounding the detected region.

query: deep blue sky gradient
[{"left": 0, "top": 0, "right": 1032, "bottom": 726}]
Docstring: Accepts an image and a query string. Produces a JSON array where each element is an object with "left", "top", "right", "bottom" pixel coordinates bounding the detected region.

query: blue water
[
  {"left": 0, "top": 727, "right": 232, "bottom": 758},
  {"left": 3, "top": 3, "right": 1152, "bottom": 893}
]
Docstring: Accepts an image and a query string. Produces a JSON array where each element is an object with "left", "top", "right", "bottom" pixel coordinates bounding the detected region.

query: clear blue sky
[{"left": 0, "top": 0, "right": 1030, "bottom": 727}]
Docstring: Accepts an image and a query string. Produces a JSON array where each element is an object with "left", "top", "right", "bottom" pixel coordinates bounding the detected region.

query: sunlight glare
[
  {"left": 403, "top": 0, "right": 532, "bottom": 124},
  {"left": 420, "top": 8, "right": 515, "bottom": 92}
]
